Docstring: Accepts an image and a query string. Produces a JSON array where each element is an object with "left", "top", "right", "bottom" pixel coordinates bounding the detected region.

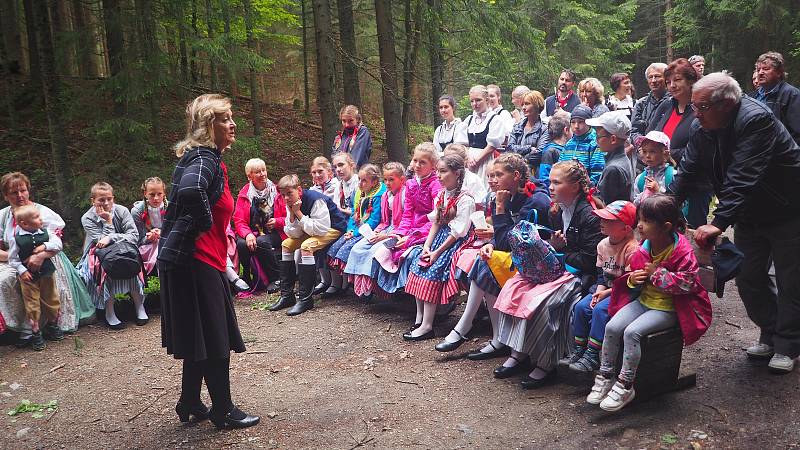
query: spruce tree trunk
[
  {"left": 426, "top": 0, "right": 443, "bottom": 128},
  {"left": 32, "top": 0, "right": 75, "bottom": 222},
  {"left": 242, "top": 0, "right": 261, "bottom": 137},
  {"left": 301, "top": 0, "right": 310, "bottom": 115},
  {"left": 1, "top": 0, "right": 21, "bottom": 73},
  {"left": 22, "top": 0, "right": 40, "bottom": 82},
  {"left": 0, "top": 8, "right": 17, "bottom": 128},
  {"left": 401, "top": 0, "right": 422, "bottom": 134},
  {"left": 336, "top": 0, "right": 360, "bottom": 107},
  {"left": 221, "top": 0, "right": 238, "bottom": 96},
  {"left": 311, "top": 0, "right": 339, "bottom": 157},
  {"left": 205, "top": 0, "right": 218, "bottom": 90},
  {"left": 375, "top": 0, "right": 407, "bottom": 163},
  {"left": 102, "top": 0, "right": 125, "bottom": 116}
]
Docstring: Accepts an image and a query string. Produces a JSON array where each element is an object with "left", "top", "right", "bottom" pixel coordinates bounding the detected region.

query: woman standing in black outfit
[{"left": 158, "top": 94, "right": 259, "bottom": 429}]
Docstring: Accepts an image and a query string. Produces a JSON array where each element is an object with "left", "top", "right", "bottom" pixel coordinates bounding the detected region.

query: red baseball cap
[{"left": 592, "top": 200, "right": 637, "bottom": 227}]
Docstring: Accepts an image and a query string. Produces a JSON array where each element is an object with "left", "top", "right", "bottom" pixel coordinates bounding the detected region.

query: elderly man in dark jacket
[
  {"left": 630, "top": 62, "right": 670, "bottom": 145},
  {"left": 670, "top": 72, "right": 800, "bottom": 375},
  {"left": 749, "top": 52, "right": 800, "bottom": 144}
]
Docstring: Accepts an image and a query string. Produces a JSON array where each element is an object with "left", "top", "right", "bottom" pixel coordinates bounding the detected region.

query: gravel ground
[{"left": 1, "top": 283, "right": 799, "bottom": 449}]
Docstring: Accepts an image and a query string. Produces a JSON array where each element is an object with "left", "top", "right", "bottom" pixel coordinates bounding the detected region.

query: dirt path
[{"left": 1, "top": 286, "right": 798, "bottom": 449}]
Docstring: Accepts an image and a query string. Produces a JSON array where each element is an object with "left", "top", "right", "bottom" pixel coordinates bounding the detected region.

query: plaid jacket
[{"left": 157, "top": 146, "right": 225, "bottom": 267}]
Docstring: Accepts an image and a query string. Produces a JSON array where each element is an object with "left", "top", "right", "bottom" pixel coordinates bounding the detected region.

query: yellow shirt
[{"left": 638, "top": 243, "right": 675, "bottom": 312}]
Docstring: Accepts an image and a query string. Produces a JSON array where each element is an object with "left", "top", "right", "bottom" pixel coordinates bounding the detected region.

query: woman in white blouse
[
  {"left": 454, "top": 85, "right": 506, "bottom": 189},
  {"left": 432, "top": 95, "right": 461, "bottom": 156}
]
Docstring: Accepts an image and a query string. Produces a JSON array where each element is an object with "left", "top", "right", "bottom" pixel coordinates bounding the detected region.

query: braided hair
[
  {"left": 549, "top": 160, "right": 604, "bottom": 215},
  {"left": 436, "top": 153, "right": 466, "bottom": 225},
  {"left": 492, "top": 153, "right": 530, "bottom": 189}
]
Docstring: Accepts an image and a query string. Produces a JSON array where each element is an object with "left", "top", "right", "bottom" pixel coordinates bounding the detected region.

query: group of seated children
[{"left": 6, "top": 100, "right": 714, "bottom": 413}]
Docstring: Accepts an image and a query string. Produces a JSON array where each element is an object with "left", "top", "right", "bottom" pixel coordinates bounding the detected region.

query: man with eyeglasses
[
  {"left": 749, "top": 51, "right": 800, "bottom": 144},
  {"left": 630, "top": 62, "right": 670, "bottom": 146},
  {"left": 669, "top": 72, "right": 800, "bottom": 375}
]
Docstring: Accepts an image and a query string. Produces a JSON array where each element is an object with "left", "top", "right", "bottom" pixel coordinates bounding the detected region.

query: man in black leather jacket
[{"left": 669, "top": 72, "right": 800, "bottom": 375}]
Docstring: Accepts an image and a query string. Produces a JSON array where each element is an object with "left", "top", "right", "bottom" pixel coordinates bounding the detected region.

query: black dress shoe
[
  {"left": 175, "top": 401, "right": 209, "bottom": 422},
  {"left": 209, "top": 406, "right": 260, "bottom": 429},
  {"left": 107, "top": 322, "right": 126, "bottom": 331},
  {"left": 321, "top": 287, "right": 343, "bottom": 299},
  {"left": 435, "top": 330, "right": 469, "bottom": 352},
  {"left": 135, "top": 317, "right": 149, "bottom": 326},
  {"left": 311, "top": 283, "right": 330, "bottom": 296},
  {"left": 493, "top": 355, "right": 530, "bottom": 379},
  {"left": 520, "top": 369, "right": 557, "bottom": 389},
  {"left": 467, "top": 342, "right": 512, "bottom": 361},
  {"left": 402, "top": 328, "right": 435, "bottom": 341}
]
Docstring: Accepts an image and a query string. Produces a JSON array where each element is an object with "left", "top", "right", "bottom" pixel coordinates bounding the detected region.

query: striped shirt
[{"left": 557, "top": 128, "right": 604, "bottom": 186}]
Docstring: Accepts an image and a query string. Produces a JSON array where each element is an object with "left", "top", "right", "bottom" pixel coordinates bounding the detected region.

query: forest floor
[{"left": 1, "top": 283, "right": 799, "bottom": 449}]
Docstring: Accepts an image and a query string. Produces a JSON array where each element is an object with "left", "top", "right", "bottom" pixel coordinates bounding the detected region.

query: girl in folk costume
[
  {"left": 343, "top": 162, "right": 406, "bottom": 300},
  {"left": 442, "top": 144, "right": 488, "bottom": 205},
  {"left": 131, "top": 177, "right": 167, "bottom": 276},
  {"left": 437, "top": 153, "right": 551, "bottom": 354},
  {"left": 403, "top": 153, "right": 476, "bottom": 341},
  {"left": 326, "top": 164, "right": 386, "bottom": 294},
  {"left": 373, "top": 143, "right": 442, "bottom": 295},
  {"left": 492, "top": 160, "right": 603, "bottom": 389},
  {"left": 332, "top": 152, "right": 359, "bottom": 217},
  {"left": 331, "top": 105, "right": 373, "bottom": 168},
  {"left": 454, "top": 85, "right": 506, "bottom": 189},
  {"left": 433, "top": 95, "right": 462, "bottom": 155},
  {"left": 316, "top": 152, "right": 359, "bottom": 296},
  {"left": 309, "top": 156, "right": 341, "bottom": 200},
  {"left": 588, "top": 195, "right": 712, "bottom": 412},
  {"left": 487, "top": 84, "right": 516, "bottom": 140},
  {"left": 308, "top": 156, "right": 341, "bottom": 294}
]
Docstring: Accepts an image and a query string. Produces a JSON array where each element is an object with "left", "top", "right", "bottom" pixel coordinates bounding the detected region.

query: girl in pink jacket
[{"left": 587, "top": 194, "right": 712, "bottom": 412}]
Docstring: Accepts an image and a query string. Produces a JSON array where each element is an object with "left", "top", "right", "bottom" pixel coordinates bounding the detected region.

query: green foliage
[
  {"left": 7, "top": 400, "right": 58, "bottom": 419},
  {"left": 144, "top": 276, "right": 161, "bottom": 296},
  {"left": 667, "top": 0, "right": 800, "bottom": 86}
]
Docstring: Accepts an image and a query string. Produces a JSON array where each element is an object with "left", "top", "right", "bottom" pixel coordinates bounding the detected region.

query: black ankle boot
[
  {"left": 270, "top": 260, "right": 297, "bottom": 312},
  {"left": 175, "top": 401, "right": 209, "bottom": 422},
  {"left": 287, "top": 264, "right": 316, "bottom": 316}
]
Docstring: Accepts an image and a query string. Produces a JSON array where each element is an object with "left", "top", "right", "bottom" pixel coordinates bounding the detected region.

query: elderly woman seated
[{"left": 233, "top": 158, "right": 286, "bottom": 293}]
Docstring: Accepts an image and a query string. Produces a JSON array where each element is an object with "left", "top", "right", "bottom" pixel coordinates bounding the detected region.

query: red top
[
  {"left": 661, "top": 108, "right": 682, "bottom": 139},
  {"left": 194, "top": 162, "right": 235, "bottom": 271}
]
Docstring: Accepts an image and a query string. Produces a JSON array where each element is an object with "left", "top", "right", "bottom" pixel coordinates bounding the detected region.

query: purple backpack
[{"left": 508, "top": 210, "right": 564, "bottom": 284}]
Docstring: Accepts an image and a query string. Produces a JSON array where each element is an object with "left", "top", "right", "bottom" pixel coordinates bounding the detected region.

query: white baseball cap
[
  {"left": 585, "top": 111, "right": 631, "bottom": 138},
  {"left": 636, "top": 130, "right": 671, "bottom": 149}
]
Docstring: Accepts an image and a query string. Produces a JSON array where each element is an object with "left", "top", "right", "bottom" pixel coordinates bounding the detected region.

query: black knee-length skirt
[{"left": 159, "top": 259, "right": 245, "bottom": 361}]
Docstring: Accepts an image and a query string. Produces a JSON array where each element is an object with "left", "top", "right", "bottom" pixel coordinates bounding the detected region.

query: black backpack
[{"left": 94, "top": 240, "right": 142, "bottom": 280}]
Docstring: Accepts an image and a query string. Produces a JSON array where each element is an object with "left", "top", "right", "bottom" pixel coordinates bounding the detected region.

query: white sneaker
[
  {"left": 746, "top": 342, "right": 774, "bottom": 359},
  {"left": 586, "top": 375, "right": 615, "bottom": 405},
  {"left": 768, "top": 354, "right": 796, "bottom": 374},
  {"left": 599, "top": 381, "right": 636, "bottom": 412}
]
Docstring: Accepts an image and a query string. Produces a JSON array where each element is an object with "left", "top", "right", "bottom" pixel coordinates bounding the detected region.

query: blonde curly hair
[{"left": 174, "top": 94, "right": 233, "bottom": 157}]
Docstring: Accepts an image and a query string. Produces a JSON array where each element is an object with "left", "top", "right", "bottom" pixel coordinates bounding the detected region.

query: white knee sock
[
  {"left": 328, "top": 271, "right": 343, "bottom": 291},
  {"left": 319, "top": 267, "right": 331, "bottom": 286},
  {"left": 412, "top": 301, "right": 437, "bottom": 336},
  {"left": 503, "top": 350, "right": 526, "bottom": 368},
  {"left": 105, "top": 298, "right": 121, "bottom": 326},
  {"left": 414, "top": 299, "right": 424, "bottom": 325},
  {"left": 130, "top": 290, "right": 148, "bottom": 320},
  {"left": 479, "top": 293, "right": 506, "bottom": 353},
  {"left": 446, "top": 282, "right": 484, "bottom": 343}
]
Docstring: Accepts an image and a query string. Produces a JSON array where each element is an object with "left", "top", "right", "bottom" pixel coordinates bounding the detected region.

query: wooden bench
[{"left": 558, "top": 230, "right": 720, "bottom": 402}]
